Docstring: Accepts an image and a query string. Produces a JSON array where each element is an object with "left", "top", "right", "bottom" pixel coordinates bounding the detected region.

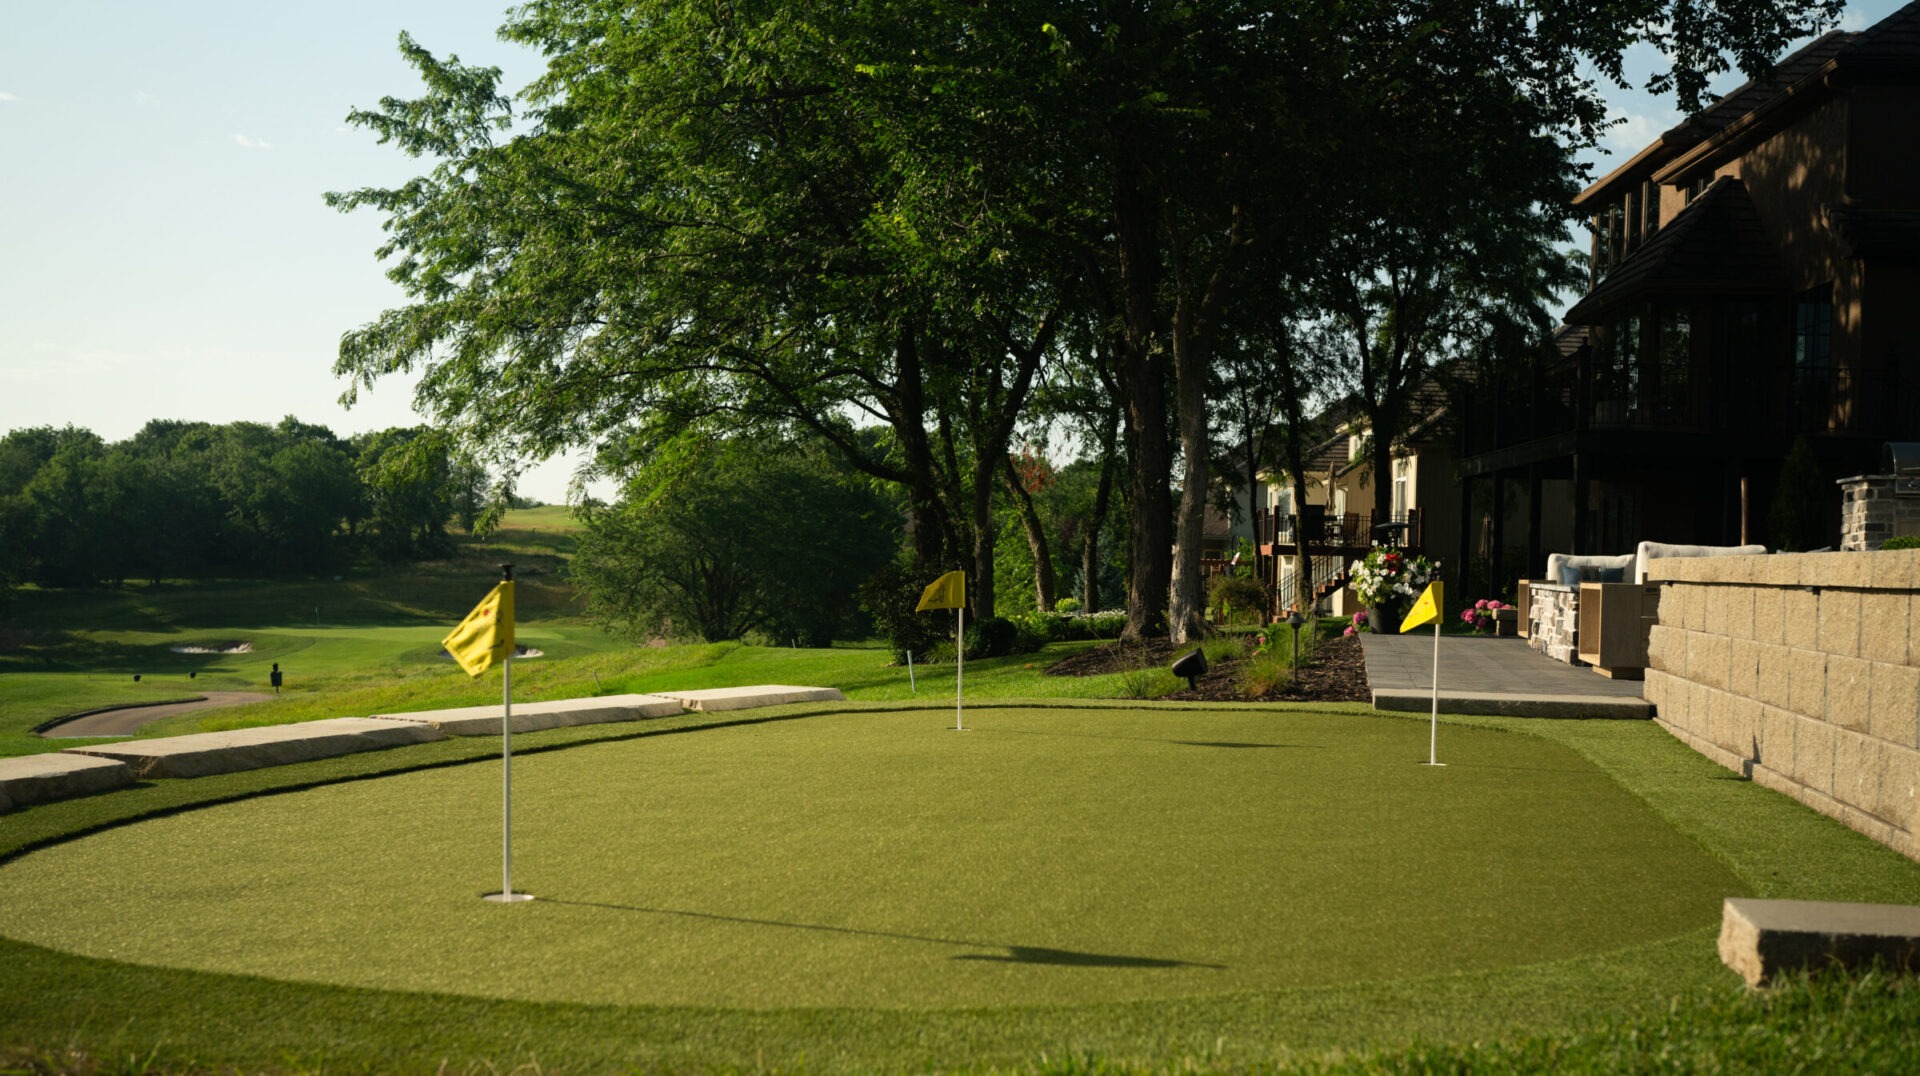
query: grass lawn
[{"left": 3, "top": 703, "right": 1919, "bottom": 1071}]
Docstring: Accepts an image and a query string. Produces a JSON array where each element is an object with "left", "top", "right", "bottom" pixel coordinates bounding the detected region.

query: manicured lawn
[
  {"left": 0, "top": 707, "right": 1740, "bottom": 1009},
  {"left": 3, "top": 704, "right": 1918, "bottom": 1071}
]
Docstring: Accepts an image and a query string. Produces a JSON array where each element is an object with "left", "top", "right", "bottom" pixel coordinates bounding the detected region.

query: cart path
[{"left": 39, "top": 692, "right": 275, "bottom": 737}]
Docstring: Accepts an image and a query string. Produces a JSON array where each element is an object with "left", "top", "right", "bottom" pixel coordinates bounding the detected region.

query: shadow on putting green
[
  {"left": 982, "top": 727, "right": 1321, "bottom": 752},
  {"left": 541, "top": 898, "right": 1226, "bottom": 969}
]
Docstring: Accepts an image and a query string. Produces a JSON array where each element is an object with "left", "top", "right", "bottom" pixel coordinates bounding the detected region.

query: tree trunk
[
  {"left": 1167, "top": 330, "right": 1211, "bottom": 644},
  {"left": 1002, "top": 456, "right": 1055, "bottom": 613},
  {"left": 967, "top": 441, "right": 999, "bottom": 620},
  {"left": 1112, "top": 139, "right": 1170, "bottom": 642},
  {"left": 1082, "top": 435, "right": 1117, "bottom": 613}
]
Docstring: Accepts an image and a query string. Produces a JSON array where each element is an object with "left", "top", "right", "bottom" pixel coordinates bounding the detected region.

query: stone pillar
[{"left": 1839, "top": 474, "right": 1920, "bottom": 551}]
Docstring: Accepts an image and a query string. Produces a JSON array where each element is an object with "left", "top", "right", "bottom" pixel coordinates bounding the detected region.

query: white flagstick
[
  {"left": 907, "top": 649, "right": 917, "bottom": 694},
  {"left": 953, "top": 605, "right": 966, "bottom": 731},
  {"left": 1424, "top": 620, "right": 1445, "bottom": 767},
  {"left": 485, "top": 565, "right": 533, "bottom": 904}
]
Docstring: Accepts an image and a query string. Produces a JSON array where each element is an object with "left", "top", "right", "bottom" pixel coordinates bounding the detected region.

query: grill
[{"left": 1885, "top": 443, "right": 1920, "bottom": 497}]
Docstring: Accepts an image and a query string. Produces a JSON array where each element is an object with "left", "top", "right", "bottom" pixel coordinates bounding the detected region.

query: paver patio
[{"left": 1361, "top": 633, "right": 1652, "bottom": 718}]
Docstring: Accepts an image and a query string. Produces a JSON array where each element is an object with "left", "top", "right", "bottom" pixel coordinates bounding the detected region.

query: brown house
[{"left": 1457, "top": 2, "right": 1920, "bottom": 597}]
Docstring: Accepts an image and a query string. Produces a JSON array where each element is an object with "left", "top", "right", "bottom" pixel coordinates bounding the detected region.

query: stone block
[
  {"left": 1869, "top": 661, "right": 1920, "bottom": 748},
  {"left": 1728, "top": 637, "right": 1761, "bottom": 699},
  {"left": 1826, "top": 654, "right": 1872, "bottom": 732},
  {"left": 1719, "top": 898, "right": 1920, "bottom": 988},
  {"left": 1756, "top": 643, "right": 1793, "bottom": 710},
  {"left": 1702, "top": 587, "right": 1730, "bottom": 632},
  {"left": 1834, "top": 728, "right": 1881, "bottom": 817},
  {"left": 1870, "top": 549, "right": 1920, "bottom": 590},
  {"left": 1724, "top": 587, "right": 1757, "bottom": 639},
  {"left": 1912, "top": 591, "right": 1920, "bottom": 662},
  {"left": 64, "top": 718, "right": 445, "bottom": 780},
  {"left": 1819, "top": 589, "right": 1863, "bottom": 659},
  {"left": 649, "top": 685, "right": 847, "bottom": 712},
  {"left": 372, "top": 693, "right": 686, "bottom": 735},
  {"left": 1859, "top": 591, "right": 1911, "bottom": 666},
  {"left": 0, "top": 753, "right": 134, "bottom": 811},
  {"left": 1863, "top": 739, "right": 1920, "bottom": 828},
  {"left": 1783, "top": 588, "right": 1819, "bottom": 651},
  {"left": 1750, "top": 586, "right": 1787, "bottom": 644},
  {"left": 1788, "top": 648, "right": 1828, "bottom": 721},
  {"left": 1757, "top": 704, "right": 1797, "bottom": 772},
  {"left": 1644, "top": 669, "right": 1683, "bottom": 718},
  {"left": 1727, "top": 695, "right": 1764, "bottom": 757},
  {"left": 1691, "top": 632, "right": 1731, "bottom": 691},
  {"left": 1794, "top": 719, "right": 1837, "bottom": 795},
  {"left": 1647, "top": 624, "right": 1676, "bottom": 671}
]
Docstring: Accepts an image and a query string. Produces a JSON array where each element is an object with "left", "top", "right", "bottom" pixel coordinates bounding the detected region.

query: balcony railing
[{"left": 1250, "top": 507, "right": 1422, "bottom": 551}]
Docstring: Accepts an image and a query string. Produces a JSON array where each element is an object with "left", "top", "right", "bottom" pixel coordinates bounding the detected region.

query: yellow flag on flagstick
[
  {"left": 915, "top": 570, "right": 966, "bottom": 612},
  {"left": 444, "top": 581, "right": 515, "bottom": 677},
  {"left": 1400, "top": 580, "right": 1442, "bottom": 633}
]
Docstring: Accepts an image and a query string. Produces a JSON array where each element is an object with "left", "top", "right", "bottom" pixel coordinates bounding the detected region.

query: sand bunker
[
  {"left": 439, "top": 646, "right": 543, "bottom": 660},
  {"left": 169, "top": 642, "right": 253, "bottom": 655}
]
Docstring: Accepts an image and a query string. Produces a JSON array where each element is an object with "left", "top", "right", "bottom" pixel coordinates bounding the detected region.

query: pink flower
[{"left": 1343, "top": 626, "right": 1357, "bottom": 637}]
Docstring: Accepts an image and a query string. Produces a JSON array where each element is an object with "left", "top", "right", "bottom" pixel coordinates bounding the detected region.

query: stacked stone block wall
[
  {"left": 1527, "top": 585, "right": 1583, "bottom": 665},
  {"left": 1645, "top": 550, "right": 1920, "bottom": 863}
]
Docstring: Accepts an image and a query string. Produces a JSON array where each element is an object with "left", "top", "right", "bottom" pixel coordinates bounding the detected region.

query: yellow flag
[
  {"left": 1399, "top": 581, "right": 1442, "bottom": 633},
  {"left": 444, "top": 581, "right": 515, "bottom": 677},
  {"left": 915, "top": 570, "right": 966, "bottom": 612}
]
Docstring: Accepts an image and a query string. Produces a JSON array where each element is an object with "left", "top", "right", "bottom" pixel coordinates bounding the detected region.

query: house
[
  {"left": 1243, "top": 384, "right": 1462, "bottom": 617},
  {"left": 1456, "top": 2, "right": 1920, "bottom": 598}
]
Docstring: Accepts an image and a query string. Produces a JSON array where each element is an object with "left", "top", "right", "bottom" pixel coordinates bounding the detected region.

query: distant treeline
[{"left": 0, "top": 418, "right": 495, "bottom": 590}]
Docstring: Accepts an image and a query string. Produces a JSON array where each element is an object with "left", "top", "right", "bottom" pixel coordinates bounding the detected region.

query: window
[
  {"left": 1794, "top": 287, "right": 1833, "bottom": 372},
  {"left": 1642, "top": 181, "right": 1661, "bottom": 239},
  {"left": 1652, "top": 305, "right": 1692, "bottom": 420},
  {"left": 1391, "top": 459, "right": 1409, "bottom": 521}
]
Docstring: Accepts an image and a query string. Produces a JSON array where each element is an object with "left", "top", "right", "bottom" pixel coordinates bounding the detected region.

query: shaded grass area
[
  {"left": 0, "top": 709, "right": 1740, "bottom": 1009},
  {"left": 2, "top": 705, "right": 1918, "bottom": 1071}
]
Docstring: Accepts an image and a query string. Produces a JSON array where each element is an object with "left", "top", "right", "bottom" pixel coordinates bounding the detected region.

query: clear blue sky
[{"left": 0, "top": 2, "right": 1899, "bottom": 503}]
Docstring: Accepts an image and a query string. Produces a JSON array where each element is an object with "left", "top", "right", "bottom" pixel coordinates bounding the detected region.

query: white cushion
[
  {"left": 1544, "top": 553, "right": 1636, "bottom": 586},
  {"left": 1633, "top": 541, "right": 1768, "bottom": 584}
]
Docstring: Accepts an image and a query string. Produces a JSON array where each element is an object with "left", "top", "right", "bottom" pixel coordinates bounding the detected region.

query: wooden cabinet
[{"left": 1576, "top": 583, "right": 1662, "bottom": 679}]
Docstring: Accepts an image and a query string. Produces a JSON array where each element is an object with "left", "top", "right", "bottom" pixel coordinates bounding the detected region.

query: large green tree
[
  {"left": 570, "top": 437, "right": 896, "bottom": 644},
  {"left": 333, "top": 0, "right": 1842, "bottom": 642}
]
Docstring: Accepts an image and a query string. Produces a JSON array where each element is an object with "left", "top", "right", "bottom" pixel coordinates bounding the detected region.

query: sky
[{"left": 0, "top": 2, "right": 1902, "bottom": 503}]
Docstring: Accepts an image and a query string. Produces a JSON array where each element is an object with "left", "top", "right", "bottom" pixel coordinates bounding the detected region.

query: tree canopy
[{"left": 333, "top": 0, "right": 1843, "bottom": 640}]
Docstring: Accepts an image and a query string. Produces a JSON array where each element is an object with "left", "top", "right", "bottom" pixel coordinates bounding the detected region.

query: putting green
[{"left": 0, "top": 708, "right": 1743, "bottom": 1009}]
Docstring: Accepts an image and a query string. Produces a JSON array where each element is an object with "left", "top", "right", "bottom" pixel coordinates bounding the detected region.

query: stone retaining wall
[{"left": 1645, "top": 550, "right": 1920, "bottom": 862}]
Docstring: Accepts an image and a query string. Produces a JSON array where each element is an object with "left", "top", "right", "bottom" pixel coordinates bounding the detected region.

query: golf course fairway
[{"left": 0, "top": 707, "right": 1744, "bottom": 1009}]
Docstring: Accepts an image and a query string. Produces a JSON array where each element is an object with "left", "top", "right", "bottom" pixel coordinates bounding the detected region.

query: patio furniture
[
  {"left": 1576, "top": 582, "right": 1662, "bottom": 678},
  {"left": 1632, "top": 541, "right": 1768, "bottom": 583}
]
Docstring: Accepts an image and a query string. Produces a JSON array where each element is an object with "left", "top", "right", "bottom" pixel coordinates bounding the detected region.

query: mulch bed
[{"left": 1044, "top": 632, "right": 1372, "bottom": 704}]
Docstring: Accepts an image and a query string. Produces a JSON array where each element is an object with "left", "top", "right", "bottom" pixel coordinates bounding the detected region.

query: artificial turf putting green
[{"left": 0, "top": 707, "right": 1743, "bottom": 1011}]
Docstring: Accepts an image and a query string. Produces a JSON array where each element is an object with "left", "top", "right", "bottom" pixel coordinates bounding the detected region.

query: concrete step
[
  {"left": 649, "top": 685, "right": 846, "bottom": 712},
  {"left": 0, "top": 753, "right": 134, "bottom": 812},
  {"left": 1372, "top": 688, "right": 1654, "bottom": 719},
  {"left": 63, "top": 717, "right": 445, "bottom": 779},
  {"left": 369, "top": 693, "right": 685, "bottom": 735},
  {"left": 1719, "top": 896, "right": 1920, "bottom": 987}
]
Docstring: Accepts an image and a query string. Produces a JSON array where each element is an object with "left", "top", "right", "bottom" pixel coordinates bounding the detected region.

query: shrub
[
  {"left": 1208, "top": 573, "right": 1269, "bottom": 623},
  {"left": 856, "top": 564, "right": 942, "bottom": 664},
  {"left": 1053, "top": 596, "right": 1082, "bottom": 613},
  {"left": 964, "top": 616, "right": 1021, "bottom": 659},
  {"left": 1882, "top": 535, "right": 1920, "bottom": 550}
]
